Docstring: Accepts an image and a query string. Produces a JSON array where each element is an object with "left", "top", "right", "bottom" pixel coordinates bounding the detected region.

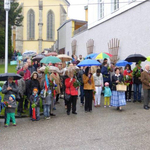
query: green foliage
[{"left": 0, "top": 1, "right": 23, "bottom": 58}]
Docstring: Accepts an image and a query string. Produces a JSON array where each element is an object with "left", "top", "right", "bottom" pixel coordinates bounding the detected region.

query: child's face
[
  {"left": 9, "top": 97, "right": 13, "bottom": 101},
  {"left": 33, "top": 91, "right": 38, "bottom": 95}
]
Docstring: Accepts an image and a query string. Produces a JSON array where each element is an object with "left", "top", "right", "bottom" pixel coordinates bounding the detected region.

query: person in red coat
[
  {"left": 123, "top": 64, "right": 133, "bottom": 102},
  {"left": 65, "top": 71, "right": 78, "bottom": 115}
]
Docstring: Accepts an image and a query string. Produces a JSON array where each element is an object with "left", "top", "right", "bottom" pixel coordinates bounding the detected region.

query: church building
[{"left": 12, "top": 0, "right": 70, "bottom": 53}]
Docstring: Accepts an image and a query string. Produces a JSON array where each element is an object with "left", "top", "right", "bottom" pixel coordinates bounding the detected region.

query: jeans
[
  {"left": 44, "top": 105, "right": 50, "bottom": 117},
  {"left": 80, "top": 85, "right": 84, "bottom": 104},
  {"left": 125, "top": 84, "right": 132, "bottom": 100},
  {"left": 133, "top": 84, "right": 142, "bottom": 101},
  {"left": 35, "top": 107, "right": 40, "bottom": 119}
]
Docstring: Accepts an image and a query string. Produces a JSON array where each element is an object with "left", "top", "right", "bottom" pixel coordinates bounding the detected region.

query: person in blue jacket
[{"left": 104, "top": 82, "right": 112, "bottom": 107}]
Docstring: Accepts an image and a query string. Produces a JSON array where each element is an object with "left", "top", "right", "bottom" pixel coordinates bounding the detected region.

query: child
[
  {"left": 41, "top": 88, "right": 52, "bottom": 120},
  {"left": 5, "top": 94, "right": 17, "bottom": 127},
  {"left": 30, "top": 88, "right": 40, "bottom": 121},
  {"left": 104, "top": 82, "right": 112, "bottom": 108}
]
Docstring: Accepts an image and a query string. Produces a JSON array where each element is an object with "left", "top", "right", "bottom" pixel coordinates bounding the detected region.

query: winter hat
[
  {"left": 33, "top": 88, "right": 38, "bottom": 92},
  {"left": 10, "top": 94, "right": 16, "bottom": 100},
  {"left": 105, "top": 82, "right": 109, "bottom": 86}
]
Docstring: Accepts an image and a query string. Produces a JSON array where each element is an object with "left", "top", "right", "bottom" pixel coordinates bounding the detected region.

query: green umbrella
[
  {"left": 147, "top": 56, "right": 150, "bottom": 62},
  {"left": 40, "top": 56, "right": 61, "bottom": 64}
]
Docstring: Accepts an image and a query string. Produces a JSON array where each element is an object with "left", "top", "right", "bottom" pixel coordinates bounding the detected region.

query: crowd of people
[{"left": 1, "top": 54, "right": 150, "bottom": 127}]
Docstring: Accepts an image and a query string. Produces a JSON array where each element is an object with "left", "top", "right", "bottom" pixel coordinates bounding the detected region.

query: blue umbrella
[
  {"left": 85, "top": 53, "right": 98, "bottom": 59},
  {"left": 116, "top": 60, "right": 132, "bottom": 67},
  {"left": 77, "top": 59, "right": 101, "bottom": 67}
]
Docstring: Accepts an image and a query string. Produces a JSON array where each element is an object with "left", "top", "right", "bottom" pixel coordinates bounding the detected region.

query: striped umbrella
[{"left": 95, "top": 52, "right": 112, "bottom": 60}]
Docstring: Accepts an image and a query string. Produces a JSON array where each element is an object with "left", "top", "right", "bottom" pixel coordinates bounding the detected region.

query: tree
[{"left": 0, "top": 1, "right": 24, "bottom": 58}]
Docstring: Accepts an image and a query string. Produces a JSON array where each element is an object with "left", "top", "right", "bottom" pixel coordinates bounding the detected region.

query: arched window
[
  {"left": 27, "top": 9, "right": 35, "bottom": 40},
  {"left": 47, "top": 10, "right": 55, "bottom": 40}
]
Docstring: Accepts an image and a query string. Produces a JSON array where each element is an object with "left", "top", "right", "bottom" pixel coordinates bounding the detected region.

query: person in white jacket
[{"left": 93, "top": 69, "right": 103, "bottom": 107}]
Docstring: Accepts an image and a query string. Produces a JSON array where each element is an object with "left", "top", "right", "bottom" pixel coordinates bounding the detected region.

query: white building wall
[
  {"left": 88, "top": 0, "right": 146, "bottom": 29},
  {"left": 58, "top": 24, "right": 66, "bottom": 49},
  {"left": 66, "top": 1, "right": 150, "bottom": 67}
]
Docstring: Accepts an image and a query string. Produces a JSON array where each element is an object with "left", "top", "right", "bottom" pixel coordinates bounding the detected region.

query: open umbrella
[
  {"left": 77, "top": 59, "right": 101, "bottom": 67},
  {"left": 40, "top": 56, "right": 61, "bottom": 64},
  {"left": 146, "top": 56, "right": 150, "bottom": 62},
  {"left": 32, "top": 54, "right": 45, "bottom": 61},
  {"left": 0, "top": 73, "right": 22, "bottom": 81},
  {"left": 116, "top": 60, "right": 132, "bottom": 67},
  {"left": 48, "top": 66, "right": 60, "bottom": 73},
  {"left": 95, "top": 52, "right": 112, "bottom": 60},
  {"left": 57, "top": 54, "right": 72, "bottom": 62},
  {"left": 85, "top": 53, "right": 98, "bottom": 59},
  {"left": 45, "top": 52, "right": 58, "bottom": 56},
  {"left": 125, "top": 54, "right": 146, "bottom": 62}
]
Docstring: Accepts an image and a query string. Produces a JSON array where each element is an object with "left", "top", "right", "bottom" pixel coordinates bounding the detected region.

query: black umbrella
[
  {"left": 0, "top": 73, "right": 22, "bottom": 81},
  {"left": 125, "top": 54, "right": 146, "bottom": 62},
  {"left": 32, "top": 54, "right": 45, "bottom": 61}
]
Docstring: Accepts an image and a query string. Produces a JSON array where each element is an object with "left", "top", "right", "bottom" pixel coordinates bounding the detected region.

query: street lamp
[{"left": 4, "top": 0, "right": 11, "bottom": 73}]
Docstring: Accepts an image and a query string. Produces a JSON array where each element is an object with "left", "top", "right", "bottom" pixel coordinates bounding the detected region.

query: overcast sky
[{"left": 68, "top": 0, "right": 88, "bottom": 21}]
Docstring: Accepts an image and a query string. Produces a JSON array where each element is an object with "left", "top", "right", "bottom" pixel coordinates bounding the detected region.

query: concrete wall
[
  {"left": 88, "top": 0, "right": 146, "bottom": 29},
  {"left": 66, "top": 1, "right": 150, "bottom": 67}
]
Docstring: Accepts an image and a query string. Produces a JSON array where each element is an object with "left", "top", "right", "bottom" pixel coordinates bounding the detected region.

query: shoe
[
  {"left": 94, "top": 105, "right": 97, "bottom": 107},
  {"left": 144, "top": 106, "right": 149, "bottom": 110},
  {"left": 72, "top": 112, "right": 77, "bottom": 115},
  {"left": 50, "top": 113, "right": 56, "bottom": 116},
  {"left": 119, "top": 107, "right": 122, "bottom": 111},
  {"left": 46, "top": 117, "right": 50, "bottom": 120},
  {"left": 13, "top": 124, "right": 16, "bottom": 126},
  {"left": 5, "top": 124, "right": 8, "bottom": 127},
  {"left": 32, "top": 119, "right": 36, "bottom": 121},
  {"left": 67, "top": 112, "right": 70, "bottom": 115},
  {"left": 116, "top": 107, "right": 119, "bottom": 110},
  {"left": 138, "top": 100, "right": 142, "bottom": 103},
  {"left": 133, "top": 100, "right": 136, "bottom": 103},
  {"left": 53, "top": 107, "right": 56, "bottom": 110},
  {"left": 98, "top": 105, "right": 101, "bottom": 107},
  {"left": 128, "top": 99, "right": 131, "bottom": 102},
  {"left": 36, "top": 118, "right": 40, "bottom": 121},
  {"left": 104, "top": 106, "right": 106, "bottom": 108}
]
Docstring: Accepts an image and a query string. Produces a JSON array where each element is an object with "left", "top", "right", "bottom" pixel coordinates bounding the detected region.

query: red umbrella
[{"left": 45, "top": 52, "right": 58, "bottom": 56}]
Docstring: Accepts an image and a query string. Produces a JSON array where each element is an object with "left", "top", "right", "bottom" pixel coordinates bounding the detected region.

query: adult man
[
  {"left": 27, "top": 59, "right": 35, "bottom": 73},
  {"left": 78, "top": 55, "right": 84, "bottom": 62},
  {"left": 141, "top": 64, "right": 150, "bottom": 110},
  {"left": 17, "top": 62, "right": 31, "bottom": 109},
  {"left": 17, "top": 62, "right": 31, "bottom": 81}
]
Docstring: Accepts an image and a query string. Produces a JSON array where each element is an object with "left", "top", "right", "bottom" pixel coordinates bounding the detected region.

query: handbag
[{"left": 65, "top": 86, "right": 71, "bottom": 101}]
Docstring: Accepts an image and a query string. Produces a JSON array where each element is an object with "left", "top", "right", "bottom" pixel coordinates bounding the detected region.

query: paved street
[{"left": 0, "top": 98, "right": 150, "bottom": 150}]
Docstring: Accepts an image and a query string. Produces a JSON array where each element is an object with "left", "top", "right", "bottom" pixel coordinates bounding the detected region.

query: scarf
[{"left": 33, "top": 94, "right": 38, "bottom": 102}]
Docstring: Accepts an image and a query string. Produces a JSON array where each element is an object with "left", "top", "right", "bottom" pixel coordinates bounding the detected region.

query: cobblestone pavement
[{"left": 0, "top": 98, "right": 150, "bottom": 150}]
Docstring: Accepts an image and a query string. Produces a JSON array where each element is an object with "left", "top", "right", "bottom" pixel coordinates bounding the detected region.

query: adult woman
[
  {"left": 65, "top": 71, "right": 78, "bottom": 115},
  {"left": 111, "top": 68, "right": 126, "bottom": 111},
  {"left": 2, "top": 76, "right": 18, "bottom": 124},
  {"left": 123, "top": 64, "right": 133, "bottom": 102},
  {"left": 83, "top": 67, "right": 95, "bottom": 112},
  {"left": 27, "top": 71, "right": 41, "bottom": 116},
  {"left": 93, "top": 69, "right": 103, "bottom": 107}
]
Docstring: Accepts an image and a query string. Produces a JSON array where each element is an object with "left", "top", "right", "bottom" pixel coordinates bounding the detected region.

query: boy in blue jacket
[{"left": 104, "top": 82, "right": 112, "bottom": 107}]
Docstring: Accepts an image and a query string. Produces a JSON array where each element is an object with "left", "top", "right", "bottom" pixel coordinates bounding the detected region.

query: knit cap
[
  {"left": 33, "top": 88, "right": 38, "bottom": 92},
  {"left": 10, "top": 94, "right": 16, "bottom": 100}
]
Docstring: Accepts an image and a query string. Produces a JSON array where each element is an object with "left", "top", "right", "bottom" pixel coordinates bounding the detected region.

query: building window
[
  {"left": 114, "top": 0, "right": 119, "bottom": 11},
  {"left": 27, "top": 9, "right": 35, "bottom": 40},
  {"left": 98, "top": 0, "right": 104, "bottom": 19},
  {"left": 47, "top": 10, "right": 55, "bottom": 41}
]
